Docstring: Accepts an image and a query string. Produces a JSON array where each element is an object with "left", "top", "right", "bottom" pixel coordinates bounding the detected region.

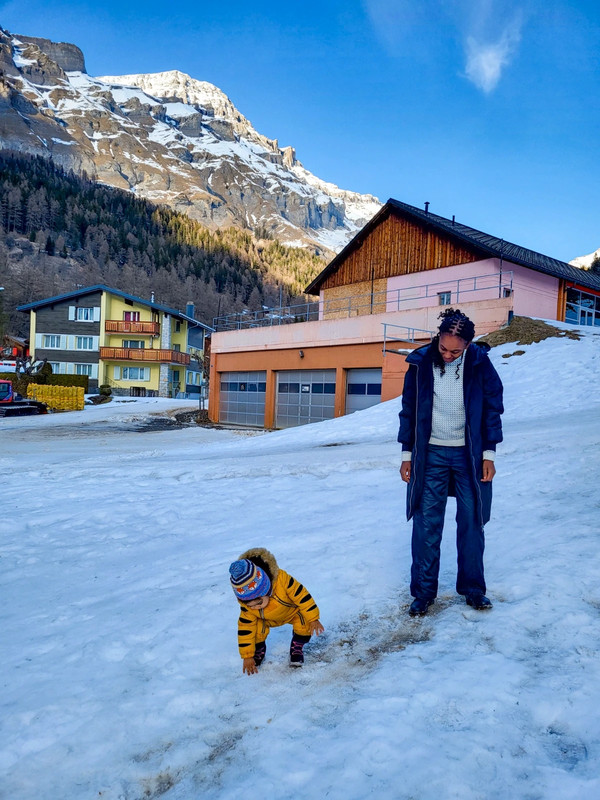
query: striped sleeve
[
  {"left": 237, "top": 609, "right": 259, "bottom": 658},
  {"left": 285, "top": 573, "right": 320, "bottom": 622}
]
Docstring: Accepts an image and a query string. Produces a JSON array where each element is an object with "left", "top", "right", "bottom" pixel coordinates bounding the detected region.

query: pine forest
[{"left": 0, "top": 152, "right": 325, "bottom": 336}]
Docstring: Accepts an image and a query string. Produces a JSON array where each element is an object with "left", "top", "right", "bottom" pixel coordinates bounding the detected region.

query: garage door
[
  {"left": 345, "top": 368, "right": 382, "bottom": 414},
  {"left": 276, "top": 370, "right": 336, "bottom": 428},
  {"left": 219, "top": 371, "right": 266, "bottom": 426}
]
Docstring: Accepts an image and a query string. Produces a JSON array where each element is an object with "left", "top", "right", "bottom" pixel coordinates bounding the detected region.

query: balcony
[
  {"left": 105, "top": 320, "right": 160, "bottom": 334},
  {"left": 213, "top": 271, "right": 514, "bottom": 331},
  {"left": 100, "top": 347, "right": 190, "bottom": 365}
]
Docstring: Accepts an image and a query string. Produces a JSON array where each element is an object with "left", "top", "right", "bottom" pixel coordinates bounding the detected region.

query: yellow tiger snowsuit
[{"left": 235, "top": 548, "right": 320, "bottom": 659}]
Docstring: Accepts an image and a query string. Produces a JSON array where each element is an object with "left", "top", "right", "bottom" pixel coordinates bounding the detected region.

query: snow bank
[{"left": 2, "top": 324, "right": 599, "bottom": 799}]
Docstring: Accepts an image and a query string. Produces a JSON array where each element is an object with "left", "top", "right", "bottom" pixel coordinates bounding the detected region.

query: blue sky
[{"left": 1, "top": 0, "right": 599, "bottom": 261}]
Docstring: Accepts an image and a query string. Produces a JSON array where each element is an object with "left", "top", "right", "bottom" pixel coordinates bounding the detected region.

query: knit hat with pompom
[{"left": 229, "top": 559, "right": 271, "bottom": 601}]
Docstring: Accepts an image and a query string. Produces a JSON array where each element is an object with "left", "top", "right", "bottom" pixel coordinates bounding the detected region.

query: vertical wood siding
[{"left": 321, "top": 211, "right": 481, "bottom": 290}]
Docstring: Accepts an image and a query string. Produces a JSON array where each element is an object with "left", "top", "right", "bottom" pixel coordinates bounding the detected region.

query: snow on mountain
[
  {"left": 98, "top": 70, "right": 272, "bottom": 146},
  {"left": 2, "top": 321, "right": 600, "bottom": 799},
  {"left": 0, "top": 29, "right": 381, "bottom": 254},
  {"left": 570, "top": 247, "right": 600, "bottom": 270}
]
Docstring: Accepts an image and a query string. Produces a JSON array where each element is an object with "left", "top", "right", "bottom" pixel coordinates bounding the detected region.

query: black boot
[
  {"left": 409, "top": 597, "right": 434, "bottom": 616},
  {"left": 466, "top": 594, "right": 492, "bottom": 610},
  {"left": 254, "top": 641, "right": 267, "bottom": 667},
  {"left": 290, "top": 633, "right": 311, "bottom": 667}
]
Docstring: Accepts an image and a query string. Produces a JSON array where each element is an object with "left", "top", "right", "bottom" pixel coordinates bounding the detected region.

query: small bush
[{"left": 47, "top": 374, "right": 90, "bottom": 391}]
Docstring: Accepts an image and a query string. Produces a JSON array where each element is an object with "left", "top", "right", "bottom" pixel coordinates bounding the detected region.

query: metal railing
[
  {"left": 383, "top": 324, "right": 434, "bottom": 355},
  {"left": 213, "top": 271, "right": 514, "bottom": 332},
  {"left": 214, "top": 303, "right": 320, "bottom": 331}
]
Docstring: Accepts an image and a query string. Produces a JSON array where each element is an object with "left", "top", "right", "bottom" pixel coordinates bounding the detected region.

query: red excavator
[{"left": 0, "top": 379, "right": 48, "bottom": 417}]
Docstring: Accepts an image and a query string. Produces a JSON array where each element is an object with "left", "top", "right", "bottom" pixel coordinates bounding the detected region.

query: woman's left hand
[{"left": 481, "top": 459, "right": 496, "bottom": 482}]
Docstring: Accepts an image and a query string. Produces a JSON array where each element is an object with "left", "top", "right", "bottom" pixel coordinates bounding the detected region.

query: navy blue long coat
[{"left": 398, "top": 342, "right": 504, "bottom": 526}]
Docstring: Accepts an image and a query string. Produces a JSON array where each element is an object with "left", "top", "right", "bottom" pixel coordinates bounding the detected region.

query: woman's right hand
[{"left": 399, "top": 462, "right": 411, "bottom": 483}]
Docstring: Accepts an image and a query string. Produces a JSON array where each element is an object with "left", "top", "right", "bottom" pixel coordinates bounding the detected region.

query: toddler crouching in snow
[{"left": 229, "top": 547, "right": 324, "bottom": 674}]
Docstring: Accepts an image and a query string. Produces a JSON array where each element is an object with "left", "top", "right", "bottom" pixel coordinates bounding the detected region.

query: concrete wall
[
  {"left": 208, "top": 296, "right": 514, "bottom": 425},
  {"left": 511, "top": 263, "right": 559, "bottom": 319},
  {"left": 384, "top": 258, "right": 559, "bottom": 320},
  {"left": 210, "top": 296, "right": 513, "bottom": 356},
  {"left": 386, "top": 259, "right": 505, "bottom": 310}
]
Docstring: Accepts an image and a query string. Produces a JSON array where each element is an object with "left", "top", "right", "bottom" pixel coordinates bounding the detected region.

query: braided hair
[{"left": 431, "top": 308, "right": 475, "bottom": 377}]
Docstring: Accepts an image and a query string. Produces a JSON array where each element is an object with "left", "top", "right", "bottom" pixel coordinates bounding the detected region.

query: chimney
[
  {"left": 186, "top": 301, "right": 195, "bottom": 318},
  {"left": 150, "top": 291, "right": 155, "bottom": 303},
  {"left": 452, "top": 215, "right": 455, "bottom": 225},
  {"left": 424, "top": 202, "right": 430, "bottom": 214}
]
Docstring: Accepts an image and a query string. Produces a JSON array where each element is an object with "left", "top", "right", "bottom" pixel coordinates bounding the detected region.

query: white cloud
[
  {"left": 464, "top": 19, "right": 522, "bottom": 93},
  {"left": 363, "top": 0, "right": 525, "bottom": 93}
]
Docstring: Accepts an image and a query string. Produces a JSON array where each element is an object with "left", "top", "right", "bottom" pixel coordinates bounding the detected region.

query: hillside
[
  {"left": 0, "top": 152, "right": 325, "bottom": 335},
  {"left": 2, "top": 322, "right": 599, "bottom": 798}
]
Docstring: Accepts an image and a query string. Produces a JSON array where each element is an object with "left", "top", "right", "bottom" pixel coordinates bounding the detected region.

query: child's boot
[
  {"left": 290, "top": 633, "right": 311, "bottom": 667},
  {"left": 254, "top": 641, "right": 267, "bottom": 667}
]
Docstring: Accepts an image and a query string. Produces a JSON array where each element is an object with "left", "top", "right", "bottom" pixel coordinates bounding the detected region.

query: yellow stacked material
[{"left": 27, "top": 384, "right": 85, "bottom": 412}]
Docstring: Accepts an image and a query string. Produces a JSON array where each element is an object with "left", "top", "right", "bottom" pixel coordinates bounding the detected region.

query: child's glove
[
  {"left": 309, "top": 619, "right": 325, "bottom": 636},
  {"left": 243, "top": 657, "right": 259, "bottom": 675}
]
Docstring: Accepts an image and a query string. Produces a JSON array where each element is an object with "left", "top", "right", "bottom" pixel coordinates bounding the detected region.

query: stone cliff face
[
  {"left": 0, "top": 28, "right": 381, "bottom": 253},
  {"left": 17, "top": 35, "right": 86, "bottom": 72}
]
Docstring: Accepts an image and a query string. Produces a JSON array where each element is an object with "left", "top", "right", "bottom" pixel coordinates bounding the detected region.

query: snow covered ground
[{"left": 2, "top": 325, "right": 600, "bottom": 800}]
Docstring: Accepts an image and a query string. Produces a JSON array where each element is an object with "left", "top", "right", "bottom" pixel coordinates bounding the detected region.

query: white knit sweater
[
  {"left": 402, "top": 353, "right": 495, "bottom": 462},
  {"left": 429, "top": 354, "right": 467, "bottom": 446}
]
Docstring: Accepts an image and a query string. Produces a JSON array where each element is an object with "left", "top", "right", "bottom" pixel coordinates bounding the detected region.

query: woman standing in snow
[{"left": 398, "top": 309, "right": 504, "bottom": 616}]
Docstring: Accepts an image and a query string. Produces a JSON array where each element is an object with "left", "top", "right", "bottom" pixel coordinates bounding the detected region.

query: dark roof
[
  {"left": 305, "top": 198, "right": 600, "bottom": 294},
  {"left": 17, "top": 285, "right": 213, "bottom": 330}
]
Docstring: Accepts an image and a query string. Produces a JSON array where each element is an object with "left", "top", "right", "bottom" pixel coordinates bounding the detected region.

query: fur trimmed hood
[{"left": 238, "top": 547, "right": 280, "bottom": 585}]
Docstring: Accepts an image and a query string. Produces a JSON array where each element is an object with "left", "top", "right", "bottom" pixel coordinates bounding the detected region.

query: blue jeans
[{"left": 411, "top": 445, "right": 485, "bottom": 600}]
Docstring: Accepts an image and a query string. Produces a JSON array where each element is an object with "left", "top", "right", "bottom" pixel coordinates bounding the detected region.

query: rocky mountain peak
[
  {"left": 14, "top": 32, "right": 86, "bottom": 72},
  {"left": 0, "top": 28, "right": 381, "bottom": 254},
  {"left": 97, "top": 69, "right": 280, "bottom": 152}
]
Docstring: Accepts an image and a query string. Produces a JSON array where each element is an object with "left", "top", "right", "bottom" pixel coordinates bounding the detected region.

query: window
[
  {"left": 75, "top": 364, "right": 93, "bottom": 376},
  {"left": 348, "top": 383, "right": 366, "bottom": 395},
  {"left": 566, "top": 288, "right": 600, "bottom": 326},
  {"left": 76, "top": 336, "right": 94, "bottom": 350},
  {"left": 122, "top": 367, "right": 150, "bottom": 380},
  {"left": 75, "top": 307, "right": 94, "bottom": 321},
  {"left": 175, "top": 321, "right": 181, "bottom": 332},
  {"left": 503, "top": 288, "right": 513, "bottom": 298},
  {"left": 347, "top": 381, "right": 381, "bottom": 396},
  {"left": 438, "top": 291, "right": 451, "bottom": 306},
  {"left": 43, "top": 334, "right": 61, "bottom": 348},
  {"left": 173, "top": 343, "right": 181, "bottom": 352},
  {"left": 124, "top": 311, "right": 140, "bottom": 322},
  {"left": 122, "top": 340, "right": 145, "bottom": 348},
  {"left": 49, "top": 362, "right": 60, "bottom": 373}
]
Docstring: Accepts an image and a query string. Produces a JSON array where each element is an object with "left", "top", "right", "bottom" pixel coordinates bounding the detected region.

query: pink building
[{"left": 209, "top": 199, "right": 600, "bottom": 428}]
